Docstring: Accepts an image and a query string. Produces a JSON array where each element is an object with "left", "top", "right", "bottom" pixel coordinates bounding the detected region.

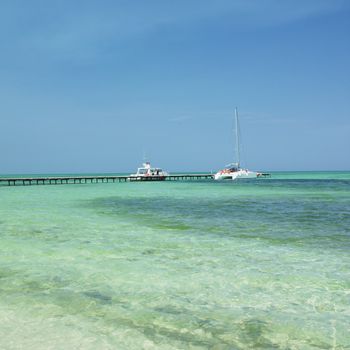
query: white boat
[
  {"left": 129, "top": 161, "right": 169, "bottom": 181},
  {"left": 214, "top": 108, "right": 261, "bottom": 181}
]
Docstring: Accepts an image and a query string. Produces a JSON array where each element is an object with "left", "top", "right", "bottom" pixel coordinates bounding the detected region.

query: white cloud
[{"left": 168, "top": 115, "right": 193, "bottom": 123}]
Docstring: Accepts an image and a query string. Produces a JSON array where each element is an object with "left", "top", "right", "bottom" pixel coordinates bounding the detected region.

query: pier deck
[{"left": 0, "top": 174, "right": 214, "bottom": 186}]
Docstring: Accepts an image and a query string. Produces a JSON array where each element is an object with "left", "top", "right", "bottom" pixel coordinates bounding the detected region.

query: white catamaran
[{"left": 214, "top": 108, "right": 261, "bottom": 181}]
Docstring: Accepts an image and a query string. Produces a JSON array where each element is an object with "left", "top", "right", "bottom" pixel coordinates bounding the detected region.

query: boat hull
[
  {"left": 129, "top": 175, "right": 166, "bottom": 182},
  {"left": 214, "top": 170, "right": 258, "bottom": 181}
]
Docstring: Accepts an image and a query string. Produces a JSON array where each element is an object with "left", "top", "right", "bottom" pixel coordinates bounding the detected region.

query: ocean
[{"left": 0, "top": 172, "right": 349, "bottom": 349}]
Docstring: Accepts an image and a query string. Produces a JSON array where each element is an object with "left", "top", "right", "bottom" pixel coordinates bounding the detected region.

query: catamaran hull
[{"left": 214, "top": 170, "right": 258, "bottom": 181}]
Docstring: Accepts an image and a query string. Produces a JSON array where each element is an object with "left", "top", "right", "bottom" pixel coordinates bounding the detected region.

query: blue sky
[{"left": 0, "top": 0, "right": 349, "bottom": 173}]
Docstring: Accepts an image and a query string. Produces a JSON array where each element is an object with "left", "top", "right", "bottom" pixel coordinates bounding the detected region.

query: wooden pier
[{"left": 0, "top": 174, "right": 214, "bottom": 186}]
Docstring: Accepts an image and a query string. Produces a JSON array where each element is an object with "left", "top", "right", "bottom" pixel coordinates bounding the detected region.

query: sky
[{"left": 0, "top": 0, "right": 349, "bottom": 173}]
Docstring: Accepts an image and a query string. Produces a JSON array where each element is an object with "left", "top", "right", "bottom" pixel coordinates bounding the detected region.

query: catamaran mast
[{"left": 235, "top": 107, "right": 240, "bottom": 168}]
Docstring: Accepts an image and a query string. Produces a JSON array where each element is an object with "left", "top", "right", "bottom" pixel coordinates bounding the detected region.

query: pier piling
[{"left": 0, "top": 174, "right": 215, "bottom": 186}]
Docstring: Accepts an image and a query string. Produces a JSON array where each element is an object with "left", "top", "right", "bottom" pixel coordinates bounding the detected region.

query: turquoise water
[{"left": 0, "top": 172, "right": 349, "bottom": 349}]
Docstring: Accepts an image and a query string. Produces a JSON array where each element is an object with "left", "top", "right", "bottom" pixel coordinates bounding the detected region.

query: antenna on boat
[
  {"left": 142, "top": 149, "right": 148, "bottom": 165},
  {"left": 235, "top": 107, "right": 240, "bottom": 168}
]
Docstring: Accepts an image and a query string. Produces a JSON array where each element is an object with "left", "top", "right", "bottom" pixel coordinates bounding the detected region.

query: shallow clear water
[{"left": 1, "top": 172, "right": 349, "bottom": 349}]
